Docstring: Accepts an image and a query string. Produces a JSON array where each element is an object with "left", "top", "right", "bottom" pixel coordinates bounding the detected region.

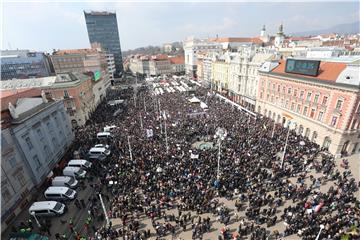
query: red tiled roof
[
  {"left": 154, "top": 54, "right": 168, "bottom": 60},
  {"left": 169, "top": 56, "right": 185, "bottom": 64},
  {"left": 208, "top": 37, "right": 263, "bottom": 44},
  {"left": 271, "top": 60, "right": 347, "bottom": 82},
  {"left": 1, "top": 88, "right": 42, "bottom": 111}
]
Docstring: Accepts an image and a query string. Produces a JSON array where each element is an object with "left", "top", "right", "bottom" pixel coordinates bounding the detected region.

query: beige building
[{"left": 212, "top": 56, "right": 230, "bottom": 93}]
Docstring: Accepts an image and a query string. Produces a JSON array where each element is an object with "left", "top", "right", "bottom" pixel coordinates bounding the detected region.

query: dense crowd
[{"left": 70, "top": 80, "right": 359, "bottom": 240}]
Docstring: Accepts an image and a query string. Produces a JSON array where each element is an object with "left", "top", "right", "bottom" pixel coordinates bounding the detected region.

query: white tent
[
  {"left": 189, "top": 96, "right": 201, "bottom": 103},
  {"left": 200, "top": 102, "right": 208, "bottom": 109}
]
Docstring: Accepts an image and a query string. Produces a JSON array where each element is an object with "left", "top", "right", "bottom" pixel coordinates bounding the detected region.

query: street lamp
[
  {"left": 214, "top": 127, "right": 227, "bottom": 181},
  {"left": 315, "top": 224, "right": 325, "bottom": 240},
  {"left": 280, "top": 120, "right": 297, "bottom": 169}
]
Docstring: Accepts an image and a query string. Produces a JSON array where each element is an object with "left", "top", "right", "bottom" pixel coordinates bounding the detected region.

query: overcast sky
[{"left": 2, "top": 1, "right": 359, "bottom": 52}]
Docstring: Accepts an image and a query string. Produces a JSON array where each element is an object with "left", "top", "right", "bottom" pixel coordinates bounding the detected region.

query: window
[
  {"left": 294, "top": 89, "right": 297, "bottom": 97},
  {"left": 64, "top": 90, "right": 69, "bottom": 98},
  {"left": 322, "top": 96, "right": 328, "bottom": 105},
  {"left": 277, "top": 85, "right": 280, "bottom": 92},
  {"left": 291, "top": 103, "right": 295, "bottom": 111},
  {"left": 310, "top": 109, "right": 316, "bottom": 118},
  {"left": 52, "top": 137, "right": 59, "bottom": 147},
  {"left": 46, "top": 121, "right": 53, "bottom": 132},
  {"left": 314, "top": 94, "right": 320, "bottom": 104},
  {"left": 8, "top": 156, "right": 16, "bottom": 168},
  {"left": 297, "top": 105, "right": 301, "bottom": 113},
  {"left": 306, "top": 92, "right": 312, "bottom": 101},
  {"left": 303, "top": 106, "right": 308, "bottom": 116},
  {"left": 2, "top": 187, "right": 12, "bottom": 203},
  {"left": 17, "top": 172, "right": 26, "bottom": 187},
  {"left": 287, "top": 88, "right": 291, "bottom": 95},
  {"left": 36, "top": 128, "right": 43, "bottom": 139},
  {"left": 300, "top": 91, "right": 304, "bottom": 99},
  {"left": 44, "top": 145, "right": 51, "bottom": 158},
  {"left": 336, "top": 99, "right": 343, "bottom": 110},
  {"left": 285, "top": 100, "right": 289, "bottom": 108},
  {"left": 273, "top": 84, "right": 276, "bottom": 90},
  {"left": 331, "top": 116, "right": 338, "bottom": 126},
  {"left": 282, "top": 86, "right": 286, "bottom": 94},
  {"left": 24, "top": 137, "right": 33, "bottom": 150},
  {"left": 318, "top": 111, "right": 324, "bottom": 121},
  {"left": 33, "top": 155, "right": 41, "bottom": 169}
]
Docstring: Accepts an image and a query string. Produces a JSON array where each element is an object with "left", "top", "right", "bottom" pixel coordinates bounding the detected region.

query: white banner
[
  {"left": 146, "top": 129, "right": 154, "bottom": 138},
  {"left": 190, "top": 153, "right": 199, "bottom": 159}
]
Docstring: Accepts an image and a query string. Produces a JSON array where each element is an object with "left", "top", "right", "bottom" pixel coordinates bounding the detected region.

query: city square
[{"left": 1, "top": 2, "right": 360, "bottom": 240}]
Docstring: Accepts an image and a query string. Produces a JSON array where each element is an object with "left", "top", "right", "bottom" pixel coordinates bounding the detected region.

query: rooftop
[
  {"left": 208, "top": 37, "right": 264, "bottom": 44},
  {"left": 271, "top": 60, "right": 347, "bottom": 83},
  {"left": 84, "top": 11, "right": 115, "bottom": 15},
  {"left": 169, "top": 56, "right": 185, "bottom": 64},
  {"left": 53, "top": 48, "right": 98, "bottom": 55}
]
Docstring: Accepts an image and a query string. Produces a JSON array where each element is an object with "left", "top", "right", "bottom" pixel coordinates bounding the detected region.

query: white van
[
  {"left": 63, "top": 166, "right": 87, "bottom": 179},
  {"left": 103, "top": 125, "right": 117, "bottom": 132},
  {"left": 52, "top": 176, "right": 78, "bottom": 188},
  {"left": 88, "top": 147, "right": 111, "bottom": 160},
  {"left": 97, "top": 132, "right": 113, "bottom": 140},
  {"left": 44, "top": 186, "right": 77, "bottom": 201},
  {"left": 29, "top": 201, "right": 66, "bottom": 217},
  {"left": 67, "top": 159, "right": 92, "bottom": 169}
]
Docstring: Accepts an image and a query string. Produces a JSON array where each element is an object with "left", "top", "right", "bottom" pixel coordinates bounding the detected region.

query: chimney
[
  {"left": 41, "top": 90, "right": 48, "bottom": 103},
  {"left": 8, "top": 102, "right": 18, "bottom": 119}
]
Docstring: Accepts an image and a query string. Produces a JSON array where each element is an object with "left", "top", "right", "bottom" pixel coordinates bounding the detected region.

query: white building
[
  {"left": 306, "top": 47, "right": 346, "bottom": 58},
  {"left": 228, "top": 46, "right": 276, "bottom": 111},
  {"left": 105, "top": 53, "right": 116, "bottom": 80},
  {"left": 183, "top": 37, "right": 222, "bottom": 78}
]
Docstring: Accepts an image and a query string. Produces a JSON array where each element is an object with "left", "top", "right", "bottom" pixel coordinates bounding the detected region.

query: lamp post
[
  {"left": 163, "top": 111, "right": 169, "bottom": 154},
  {"left": 315, "top": 224, "right": 325, "bottom": 240},
  {"left": 215, "top": 127, "right": 227, "bottom": 181},
  {"left": 271, "top": 120, "right": 276, "bottom": 138},
  {"left": 280, "top": 120, "right": 296, "bottom": 169},
  {"left": 99, "top": 194, "right": 110, "bottom": 226},
  {"left": 30, "top": 213, "right": 41, "bottom": 228},
  {"left": 127, "top": 136, "right": 133, "bottom": 162}
]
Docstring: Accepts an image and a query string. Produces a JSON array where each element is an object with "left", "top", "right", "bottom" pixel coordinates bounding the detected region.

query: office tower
[{"left": 84, "top": 11, "right": 123, "bottom": 76}]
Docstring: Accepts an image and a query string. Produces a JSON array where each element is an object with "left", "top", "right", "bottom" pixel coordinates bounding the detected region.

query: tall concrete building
[{"left": 84, "top": 11, "right": 123, "bottom": 76}]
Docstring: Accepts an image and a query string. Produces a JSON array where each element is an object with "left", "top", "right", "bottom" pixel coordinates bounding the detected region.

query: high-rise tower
[{"left": 84, "top": 11, "right": 123, "bottom": 76}]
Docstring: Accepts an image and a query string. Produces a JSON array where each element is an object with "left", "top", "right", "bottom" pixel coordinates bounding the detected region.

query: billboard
[
  {"left": 285, "top": 59, "right": 320, "bottom": 77},
  {"left": 93, "top": 70, "right": 101, "bottom": 81}
]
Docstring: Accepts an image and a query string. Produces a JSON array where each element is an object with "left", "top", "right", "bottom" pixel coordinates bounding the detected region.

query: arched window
[
  {"left": 311, "top": 131, "right": 318, "bottom": 142},
  {"left": 322, "top": 137, "right": 331, "bottom": 150},
  {"left": 298, "top": 125, "right": 304, "bottom": 135}
]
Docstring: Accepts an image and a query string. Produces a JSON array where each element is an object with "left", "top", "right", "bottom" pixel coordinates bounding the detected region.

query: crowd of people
[{"left": 69, "top": 79, "right": 359, "bottom": 240}]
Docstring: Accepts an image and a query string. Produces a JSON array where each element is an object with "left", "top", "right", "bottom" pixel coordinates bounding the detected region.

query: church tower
[
  {"left": 260, "top": 25, "right": 266, "bottom": 37},
  {"left": 275, "top": 23, "right": 285, "bottom": 47}
]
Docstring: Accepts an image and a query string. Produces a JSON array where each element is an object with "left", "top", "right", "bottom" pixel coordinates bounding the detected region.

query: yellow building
[{"left": 212, "top": 59, "right": 229, "bottom": 92}]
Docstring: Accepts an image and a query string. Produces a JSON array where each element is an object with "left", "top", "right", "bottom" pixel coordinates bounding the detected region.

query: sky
[{"left": 1, "top": 1, "right": 359, "bottom": 52}]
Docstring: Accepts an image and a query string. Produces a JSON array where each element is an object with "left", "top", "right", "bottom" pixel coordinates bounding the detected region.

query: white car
[{"left": 94, "top": 144, "right": 110, "bottom": 149}]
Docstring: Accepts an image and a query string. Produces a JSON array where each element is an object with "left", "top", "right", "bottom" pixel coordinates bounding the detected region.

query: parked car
[
  {"left": 52, "top": 176, "right": 78, "bottom": 188},
  {"left": 29, "top": 201, "right": 66, "bottom": 217}
]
